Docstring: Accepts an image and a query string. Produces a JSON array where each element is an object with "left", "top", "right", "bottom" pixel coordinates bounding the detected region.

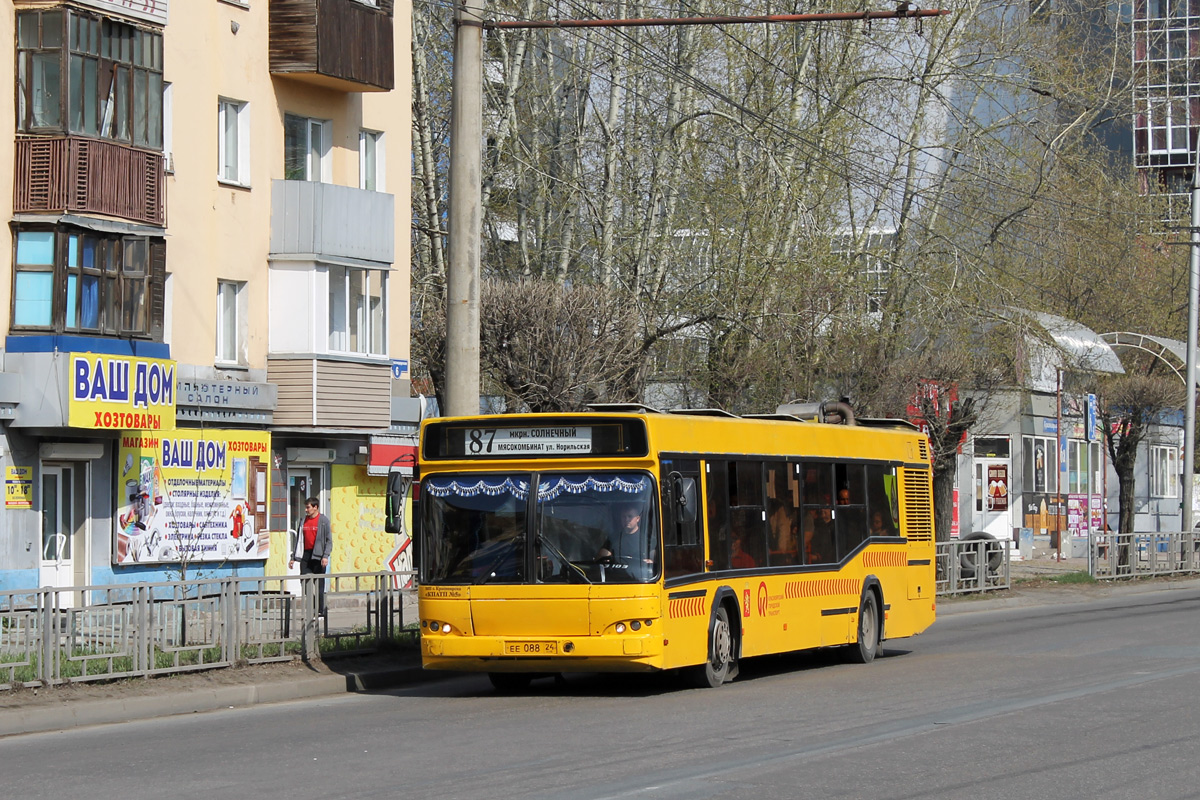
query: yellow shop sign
[{"left": 68, "top": 353, "right": 176, "bottom": 430}]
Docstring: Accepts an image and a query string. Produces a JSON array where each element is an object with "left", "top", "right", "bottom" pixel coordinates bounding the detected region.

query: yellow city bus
[{"left": 411, "top": 403, "right": 936, "bottom": 689}]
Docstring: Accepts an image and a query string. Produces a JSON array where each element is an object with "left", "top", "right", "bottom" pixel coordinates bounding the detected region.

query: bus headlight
[
  {"left": 630, "top": 620, "right": 641, "bottom": 631},
  {"left": 442, "top": 623, "right": 451, "bottom": 633},
  {"left": 615, "top": 622, "right": 626, "bottom": 634}
]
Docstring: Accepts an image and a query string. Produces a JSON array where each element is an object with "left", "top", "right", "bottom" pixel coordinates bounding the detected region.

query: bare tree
[{"left": 1097, "top": 370, "right": 1186, "bottom": 535}]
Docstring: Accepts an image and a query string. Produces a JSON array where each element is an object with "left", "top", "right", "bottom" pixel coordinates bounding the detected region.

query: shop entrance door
[
  {"left": 286, "top": 468, "right": 323, "bottom": 591},
  {"left": 39, "top": 464, "right": 88, "bottom": 606},
  {"left": 973, "top": 458, "right": 1012, "bottom": 539}
]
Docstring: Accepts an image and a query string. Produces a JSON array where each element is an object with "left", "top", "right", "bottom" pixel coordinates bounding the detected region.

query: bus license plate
[{"left": 504, "top": 640, "right": 557, "bottom": 655}]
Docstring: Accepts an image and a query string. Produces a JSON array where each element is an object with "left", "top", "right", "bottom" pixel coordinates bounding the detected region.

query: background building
[{"left": 0, "top": 0, "right": 413, "bottom": 598}]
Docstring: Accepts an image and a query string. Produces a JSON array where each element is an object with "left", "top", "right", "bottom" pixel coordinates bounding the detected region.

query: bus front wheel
[
  {"left": 848, "top": 590, "right": 881, "bottom": 664},
  {"left": 692, "top": 605, "right": 736, "bottom": 688}
]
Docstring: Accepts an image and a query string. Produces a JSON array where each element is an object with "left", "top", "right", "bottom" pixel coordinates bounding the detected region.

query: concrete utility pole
[
  {"left": 445, "top": 0, "right": 485, "bottom": 417},
  {"left": 1184, "top": 143, "right": 1200, "bottom": 534}
]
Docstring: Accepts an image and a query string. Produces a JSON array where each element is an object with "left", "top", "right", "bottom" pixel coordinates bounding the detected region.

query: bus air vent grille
[{"left": 901, "top": 469, "right": 933, "bottom": 542}]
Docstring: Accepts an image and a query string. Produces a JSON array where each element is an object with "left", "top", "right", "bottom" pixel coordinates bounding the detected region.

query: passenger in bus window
[
  {"left": 768, "top": 502, "right": 798, "bottom": 565},
  {"left": 869, "top": 510, "right": 896, "bottom": 537},
  {"left": 837, "top": 488, "right": 851, "bottom": 505},
  {"left": 731, "top": 523, "right": 757, "bottom": 569},
  {"left": 731, "top": 536, "right": 756, "bottom": 569},
  {"left": 805, "top": 500, "right": 836, "bottom": 563}
]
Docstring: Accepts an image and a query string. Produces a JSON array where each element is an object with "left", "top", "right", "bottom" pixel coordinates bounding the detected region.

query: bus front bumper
[{"left": 421, "top": 633, "right": 664, "bottom": 673}]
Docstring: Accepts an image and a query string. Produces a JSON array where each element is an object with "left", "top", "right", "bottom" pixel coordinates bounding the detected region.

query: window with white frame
[
  {"left": 359, "top": 129, "right": 385, "bottom": 191},
  {"left": 1150, "top": 444, "right": 1180, "bottom": 498},
  {"left": 284, "top": 114, "right": 330, "bottom": 182},
  {"left": 1067, "top": 439, "right": 1092, "bottom": 494},
  {"left": 327, "top": 266, "right": 387, "bottom": 356},
  {"left": 216, "top": 280, "right": 245, "bottom": 364},
  {"left": 218, "top": 98, "right": 249, "bottom": 185}
]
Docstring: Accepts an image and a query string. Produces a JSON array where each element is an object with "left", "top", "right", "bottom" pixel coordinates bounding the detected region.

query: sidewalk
[{"left": 939, "top": 554, "right": 1200, "bottom": 615}]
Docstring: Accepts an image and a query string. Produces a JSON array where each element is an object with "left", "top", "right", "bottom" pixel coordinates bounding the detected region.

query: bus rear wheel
[
  {"left": 488, "top": 672, "right": 533, "bottom": 692},
  {"left": 692, "top": 605, "right": 735, "bottom": 688},
  {"left": 848, "top": 591, "right": 881, "bottom": 664}
]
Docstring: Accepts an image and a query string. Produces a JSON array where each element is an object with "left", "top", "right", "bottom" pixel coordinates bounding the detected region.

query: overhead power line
[{"left": 483, "top": 7, "right": 948, "bottom": 29}]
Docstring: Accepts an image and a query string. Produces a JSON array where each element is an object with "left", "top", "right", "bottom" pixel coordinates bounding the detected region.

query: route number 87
[{"left": 467, "top": 428, "right": 496, "bottom": 454}]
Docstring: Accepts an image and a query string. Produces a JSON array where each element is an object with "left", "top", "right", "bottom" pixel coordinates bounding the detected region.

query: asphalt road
[{"left": 6, "top": 587, "right": 1200, "bottom": 800}]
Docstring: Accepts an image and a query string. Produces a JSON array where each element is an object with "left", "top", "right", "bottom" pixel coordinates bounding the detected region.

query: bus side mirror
[
  {"left": 385, "top": 472, "right": 409, "bottom": 534},
  {"left": 674, "top": 476, "right": 697, "bottom": 524}
]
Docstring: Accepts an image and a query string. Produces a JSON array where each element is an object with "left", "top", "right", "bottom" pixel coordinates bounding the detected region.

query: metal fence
[
  {"left": 936, "top": 538, "right": 1013, "bottom": 596},
  {"left": 0, "top": 571, "right": 417, "bottom": 691},
  {"left": 1090, "top": 531, "right": 1200, "bottom": 580}
]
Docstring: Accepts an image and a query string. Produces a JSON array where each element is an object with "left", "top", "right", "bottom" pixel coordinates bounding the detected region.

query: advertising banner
[
  {"left": 1067, "top": 494, "right": 1087, "bottom": 537},
  {"left": 69, "top": 353, "right": 176, "bottom": 431},
  {"left": 1023, "top": 493, "right": 1065, "bottom": 533},
  {"left": 986, "top": 464, "right": 1009, "bottom": 512},
  {"left": 1090, "top": 495, "right": 1104, "bottom": 534},
  {"left": 115, "top": 429, "right": 270, "bottom": 564},
  {"left": 5, "top": 466, "right": 32, "bottom": 509}
]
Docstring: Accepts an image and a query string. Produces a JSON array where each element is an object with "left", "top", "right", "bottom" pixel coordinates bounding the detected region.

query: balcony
[
  {"left": 269, "top": 0, "right": 395, "bottom": 92},
  {"left": 267, "top": 357, "right": 392, "bottom": 429},
  {"left": 14, "top": 137, "right": 165, "bottom": 227},
  {"left": 270, "top": 180, "right": 394, "bottom": 264}
]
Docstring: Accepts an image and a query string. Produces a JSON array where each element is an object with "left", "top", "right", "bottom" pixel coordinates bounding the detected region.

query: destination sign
[
  {"left": 462, "top": 426, "right": 593, "bottom": 456},
  {"left": 422, "top": 417, "right": 648, "bottom": 460}
]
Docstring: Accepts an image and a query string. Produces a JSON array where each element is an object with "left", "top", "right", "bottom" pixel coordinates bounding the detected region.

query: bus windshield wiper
[{"left": 535, "top": 535, "right": 592, "bottom": 584}]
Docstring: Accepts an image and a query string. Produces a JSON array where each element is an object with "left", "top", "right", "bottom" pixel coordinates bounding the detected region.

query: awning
[
  {"left": 1032, "top": 312, "right": 1124, "bottom": 374},
  {"left": 368, "top": 434, "right": 417, "bottom": 476}
]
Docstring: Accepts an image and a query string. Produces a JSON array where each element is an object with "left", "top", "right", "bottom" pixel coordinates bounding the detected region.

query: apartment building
[
  {"left": 0, "top": 0, "right": 413, "bottom": 598},
  {"left": 1132, "top": 0, "right": 1198, "bottom": 214}
]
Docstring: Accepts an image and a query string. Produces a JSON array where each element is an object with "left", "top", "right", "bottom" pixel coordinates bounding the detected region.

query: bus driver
[{"left": 597, "top": 502, "right": 656, "bottom": 578}]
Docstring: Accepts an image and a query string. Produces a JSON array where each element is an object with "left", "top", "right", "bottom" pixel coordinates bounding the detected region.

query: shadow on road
[{"left": 380, "top": 644, "right": 917, "bottom": 700}]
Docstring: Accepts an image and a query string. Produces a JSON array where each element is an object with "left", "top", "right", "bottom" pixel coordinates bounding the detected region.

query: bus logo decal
[{"left": 757, "top": 582, "right": 769, "bottom": 617}]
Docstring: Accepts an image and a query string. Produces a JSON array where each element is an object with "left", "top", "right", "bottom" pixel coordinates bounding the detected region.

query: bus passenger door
[{"left": 661, "top": 458, "right": 703, "bottom": 580}]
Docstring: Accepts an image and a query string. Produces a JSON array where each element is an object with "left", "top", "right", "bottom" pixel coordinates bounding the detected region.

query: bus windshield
[
  {"left": 537, "top": 472, "right": 658, "bottom": 584},
  {"left": 422, "top": 475, "right": 530, "bottom": 584},
  {"left": 420, "top": 471, "right": 659, "bottom": 585}
]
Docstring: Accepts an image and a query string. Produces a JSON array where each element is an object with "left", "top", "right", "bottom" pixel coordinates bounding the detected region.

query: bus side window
[
  {"left": 802, "top": 463, "right": 836, "bottom": 564},
  {"left": 835, "top": 463, "right": 867, "bottom": 556},
  {"left": 732, "top": 461, "right": 767, "bottom": 567},
  {"left": 706, "top": 460, "right": 731, "bottom": 571},
  {"left": 766, "top": 461, "right": 799, "bottom": 566},
  {"left": 866, "top": 463, "right": 899, "bottom": 535}
]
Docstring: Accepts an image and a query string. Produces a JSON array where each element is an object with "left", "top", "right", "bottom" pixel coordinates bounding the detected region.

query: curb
[{"left": 0, "top": 664, "right": 435, "bottom": 739}]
